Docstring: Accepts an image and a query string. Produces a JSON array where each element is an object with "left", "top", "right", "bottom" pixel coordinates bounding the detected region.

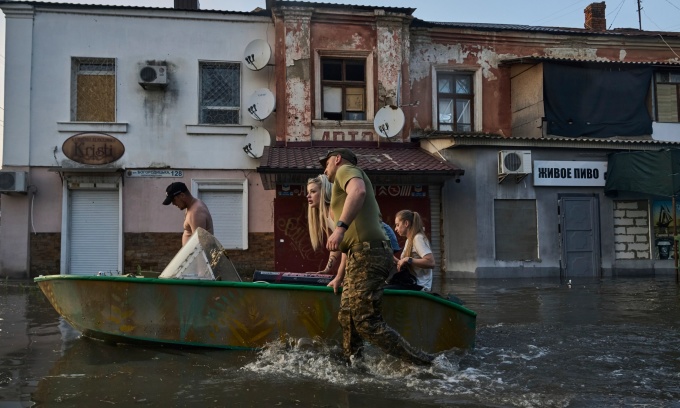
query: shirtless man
[{"left": 162, "top": 182, "right": 214, "bottom": 245}]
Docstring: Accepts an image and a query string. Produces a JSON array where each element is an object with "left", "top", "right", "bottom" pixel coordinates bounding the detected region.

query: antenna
[
  {"left": 373, "top": 105, "right": 405, "bottom": 139},
  {"left": 243, "top": 127, "right": 271, "bottom": 159},
  {"left": 243, "top": 39, "right": 272, "bottom": 71},
  {"left": 246, "top": 88, "right": 275, "bottom": 121}
]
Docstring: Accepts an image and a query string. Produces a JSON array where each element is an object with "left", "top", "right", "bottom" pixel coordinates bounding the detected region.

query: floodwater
[{"left": 1, "top": 276, "right": 680, "bottom": 408}]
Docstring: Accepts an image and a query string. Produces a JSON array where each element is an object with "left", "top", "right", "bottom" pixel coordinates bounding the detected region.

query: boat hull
[{"left": 36, "top": 275, "right": 476, "bottom": 352}]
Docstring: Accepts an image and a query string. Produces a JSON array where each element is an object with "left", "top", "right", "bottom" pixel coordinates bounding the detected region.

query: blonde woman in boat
[
  {"left": 306, "top": 174, "right": 345, "bottom": 274},
  {"left": 394, "top": 209, "right": 436, "bottom": 292}
]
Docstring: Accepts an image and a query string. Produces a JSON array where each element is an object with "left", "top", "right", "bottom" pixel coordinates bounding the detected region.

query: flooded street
[{"left": 1, "top": 277, "right": 680, "bottom": 407}]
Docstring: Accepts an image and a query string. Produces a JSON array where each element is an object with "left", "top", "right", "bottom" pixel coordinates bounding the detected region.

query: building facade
[
  {"left": 0, "top": 1, "right": 277, "bottom": 278},
  {"left": 2, "top": 1, "right": 680, "bottom": 281}
]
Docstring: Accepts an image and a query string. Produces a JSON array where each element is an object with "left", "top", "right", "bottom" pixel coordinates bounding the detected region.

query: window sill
[
  {"left": 57, "top": 122, "right": 128, "bottom": 133},
  {"left": 312, "top": 120, "right": 372, "bottom": 128},
  {"left": 186, "top": 124, "right": 253, "bottom": 135}
]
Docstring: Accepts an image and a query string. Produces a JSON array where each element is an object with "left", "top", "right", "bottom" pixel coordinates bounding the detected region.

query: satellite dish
[
  {"left": 374, "top": 105, "right": 405, "bottom": 138},
  {"left": 243, "top": 126, "right": 271, "bottom": 159},
  {"left": 246, "top": 88, "right": 275, "bottom": 121},
  {"left": 243, "top": 39, "right": 271, "bottom": 71}
]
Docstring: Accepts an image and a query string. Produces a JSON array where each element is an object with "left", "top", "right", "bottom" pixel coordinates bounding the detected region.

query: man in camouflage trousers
[{"left": 322, "top": 148, "right": 433, "bottom": 366}]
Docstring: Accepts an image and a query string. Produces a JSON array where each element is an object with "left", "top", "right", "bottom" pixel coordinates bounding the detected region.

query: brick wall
[
  {"left": 124, "top": 232, "right": 274, "bottom": 280},
  {"left": 30, "top": 233, "right": 61, "bottom": 277},
  {"left": 30, "top": 232, "right": 274, "bottom": 279},
  {"left": 614, "top": 200, "right": 650, "bottom": 260}
]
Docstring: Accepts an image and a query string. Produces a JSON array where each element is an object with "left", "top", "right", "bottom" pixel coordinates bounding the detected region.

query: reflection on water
[{"left": 1, "top": 277, "right": 680, "bottom": 407}]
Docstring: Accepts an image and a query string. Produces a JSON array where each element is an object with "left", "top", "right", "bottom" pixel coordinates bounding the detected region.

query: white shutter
[
  {"left": 200, "top": 190, "right": 243, "bottom": 249},
  {"left": 69, "top": 190, "right": 119, "bottom": 275},
  {"left": 429, "top": 185, "right": 441, "bottom": 274}
]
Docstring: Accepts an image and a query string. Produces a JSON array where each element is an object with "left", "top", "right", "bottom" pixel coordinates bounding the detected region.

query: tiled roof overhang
[
  {"left": 257, "top": 143, "right": 463, "bottom": 190},
  {"left": 500, "top": 55, "right": 680, "bottom": 66}
]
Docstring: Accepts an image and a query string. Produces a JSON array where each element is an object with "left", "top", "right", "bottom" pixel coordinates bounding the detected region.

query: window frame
[
  {"left": 198, "top": 61, "right": 242, "bottom": 125},
  {"left": 314, "top": 50, "right": 374, "bottom": 122},
  {"left": 435, "top": 71, "right": 474, "bottom": 132},
  {"left": 432, "top": 68, "right": 481, "bottom": 133},
  {"left": 653, "top": 69, "right": 680, "bottom": 123},
  {"left": 71, "top": 57, "right": 116, "bottom": 122},
  {"left": 320, "top": 58, "right": 366, "bottom": 121}
]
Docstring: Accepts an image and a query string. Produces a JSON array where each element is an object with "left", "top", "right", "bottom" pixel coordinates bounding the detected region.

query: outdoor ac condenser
[
  {"left": 498, "top": 150, "right": 532, "bottom": 175},
  {"left": 0, "top": 171, "right": 28, "bottom": 193}
]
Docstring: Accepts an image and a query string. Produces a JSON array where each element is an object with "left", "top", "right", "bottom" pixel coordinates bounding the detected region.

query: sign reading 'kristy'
[{"left": 62, "top": 133, "right": 125, "bottom": 165}]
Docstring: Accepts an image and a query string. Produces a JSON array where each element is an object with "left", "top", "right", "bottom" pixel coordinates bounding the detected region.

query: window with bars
[
  {"left": 321, "top": 58, "right": 366, "bottom": 121},
  {"left": 199, "top": 62, "right": 240, "bottom": 124},
  {"left": 71, "top": 58, "right": 116, "bottom": 122},
  {"left": 437, "top": 72, "right": 473, "bottom": 132},
  {"left": 655, "top": 71, "right": 680, "bottom": 123}
]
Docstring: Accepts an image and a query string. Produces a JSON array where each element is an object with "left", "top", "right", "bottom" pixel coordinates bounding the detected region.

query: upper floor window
[
  {"left": 71, "top": 58, "right": 115, "bottom": 122},
  {"left": 199, "top": 62, "right": 240, "bottom": 124},
  {"left": 437, "top": 72, "right": 473, "bottom": 132},
  {"left": 321, "top": 58, "right": 366, "bottom": 120},
  {"left": 654, "top": 70, "right": 680, "bottom": 122}
]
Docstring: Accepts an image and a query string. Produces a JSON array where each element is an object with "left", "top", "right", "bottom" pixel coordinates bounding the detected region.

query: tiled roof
[
  {"left": 257, "top": 145, "right": 463, "bottom": 189},
  {"left": 502, "top": 55, "right": 680, "bottom": 66},
  {"left": 418, "top": 132, "right": 680, "bottom": 149}
]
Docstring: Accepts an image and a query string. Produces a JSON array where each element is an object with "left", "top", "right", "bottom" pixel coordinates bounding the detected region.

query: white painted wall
[{"left": 22, "top": 6, "right": 275, "bottom": 169}]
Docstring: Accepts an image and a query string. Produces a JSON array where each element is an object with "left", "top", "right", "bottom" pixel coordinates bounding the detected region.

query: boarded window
[
  {"left": 494, "top": 199, "right": 538, "bottom": 261},
  {"left": 321, "top": 58, "right": 366, "bottom": 120},
  {"left": 199, "top": 62, "right": 240, "bottom": 124},
  {"left": 72, "top": 58, "right": 115, "bottom": 122},
  {"left": 437, "top": 72, "right": 473, "bottom": 132}
]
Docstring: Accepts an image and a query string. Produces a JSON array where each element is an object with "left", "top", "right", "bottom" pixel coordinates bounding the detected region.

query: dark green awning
[{"left": 605, "top": 149, "right": 680, "bottom": 197}]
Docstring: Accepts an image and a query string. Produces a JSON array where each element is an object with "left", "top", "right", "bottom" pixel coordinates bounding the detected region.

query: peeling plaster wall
[
  {"left": 282, "top": 11, "right": 312, "bottom": 141},
  {"left": 409, "top": 29, "right": 680, "bottom": 137}
]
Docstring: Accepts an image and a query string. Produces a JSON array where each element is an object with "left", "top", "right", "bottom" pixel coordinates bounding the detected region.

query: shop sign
[
  {"left": 533, "top": 160, "right": 607, "bottom": 187},
  {"left": 62, "top": 133, "right": 125, "bottom": 165}
]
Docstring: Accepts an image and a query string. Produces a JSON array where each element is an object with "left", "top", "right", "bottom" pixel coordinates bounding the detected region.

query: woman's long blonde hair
[
  {"left": 307, "top": 174, "right": 333, "bottom": 250},
  {"left": 396, "top": 209, "right": 430, "bottom": 258}
]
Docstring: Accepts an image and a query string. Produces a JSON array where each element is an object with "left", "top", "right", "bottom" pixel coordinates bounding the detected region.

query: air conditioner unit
[
  {"left": 0, "top": 171, "right": 28, "bottom": 193},
  {"left": 139, "top": 65, "right": 168, "bottom": 89},
  {"left": 498, "top": 150, "right": 532, "bottom": 175}
]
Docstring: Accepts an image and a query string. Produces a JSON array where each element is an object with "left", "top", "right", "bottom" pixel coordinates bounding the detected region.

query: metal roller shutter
[
  {"left": 199, "top": 190, "right": 243, "bottom": 249},
  {"left": 69, "top": 190, "right": 119, "bottom": 275}
]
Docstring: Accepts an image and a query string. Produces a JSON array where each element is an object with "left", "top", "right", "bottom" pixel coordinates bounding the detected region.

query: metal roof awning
[{"left": 257, "top": 144, "right": 464, "bottom": 190}]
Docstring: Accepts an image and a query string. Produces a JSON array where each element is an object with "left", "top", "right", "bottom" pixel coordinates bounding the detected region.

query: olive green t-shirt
[{"left": 331, "top": 164, "right": 387, "bottom": 253}]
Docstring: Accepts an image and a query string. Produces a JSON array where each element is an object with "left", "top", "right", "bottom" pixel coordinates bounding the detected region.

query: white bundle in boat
[{"left": 159, "top": 228, "right": 241, "bottom": 281}]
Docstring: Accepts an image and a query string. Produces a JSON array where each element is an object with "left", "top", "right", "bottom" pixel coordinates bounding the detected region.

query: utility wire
[{"left": 530, "top": 0, "right": 589, "bottom": 26}]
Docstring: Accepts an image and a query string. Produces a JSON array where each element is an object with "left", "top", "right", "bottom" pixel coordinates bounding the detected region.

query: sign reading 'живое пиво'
[{"left": 533, "top": 160, "right": 607, "bottom": 187}]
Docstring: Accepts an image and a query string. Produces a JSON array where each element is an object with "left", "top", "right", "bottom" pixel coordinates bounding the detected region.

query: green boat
[{"left": 35, "top": 229, "right": 476, "bottom": 352}]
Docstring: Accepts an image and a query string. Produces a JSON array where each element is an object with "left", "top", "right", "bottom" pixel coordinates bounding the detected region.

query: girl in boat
[
  {"left": 394, "top": 209, "right": 436, "bottom": 292},
  {"left": 306, "top": 174, "right": 344, "bottom": 274}
]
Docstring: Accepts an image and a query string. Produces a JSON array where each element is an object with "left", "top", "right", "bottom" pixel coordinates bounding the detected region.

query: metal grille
[
  {"left": 71, "top": 58, "right": 116, "bottom": 122},
  {"left": 200, "top": 62, "right": 240, "bottom": 124}
]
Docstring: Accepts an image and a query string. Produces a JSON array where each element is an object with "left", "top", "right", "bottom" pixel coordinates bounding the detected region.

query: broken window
[
  {"left": 71, "top": 58, "right": 116, "bottom": 122},
  {"left": 199, "top": 62, "right": 240, "bottom": 124},
  {"left": 321, "top": 58, "right": 366, "bottom": 120},
  {"left": 437, "top": 72, "right": 473, "bottom": 132}
]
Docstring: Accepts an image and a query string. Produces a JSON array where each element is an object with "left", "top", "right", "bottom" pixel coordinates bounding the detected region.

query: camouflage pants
[{"left": 339, "top": 247, "right": 433, "bottom": 366}]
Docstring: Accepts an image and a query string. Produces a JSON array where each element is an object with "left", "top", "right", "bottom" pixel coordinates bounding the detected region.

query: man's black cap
[
  {"left": 163, "top": 182, "right": 188, "bottom": 205},
  {"left": 319, "top": 148, "right": 358, "bottom": 168}
]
